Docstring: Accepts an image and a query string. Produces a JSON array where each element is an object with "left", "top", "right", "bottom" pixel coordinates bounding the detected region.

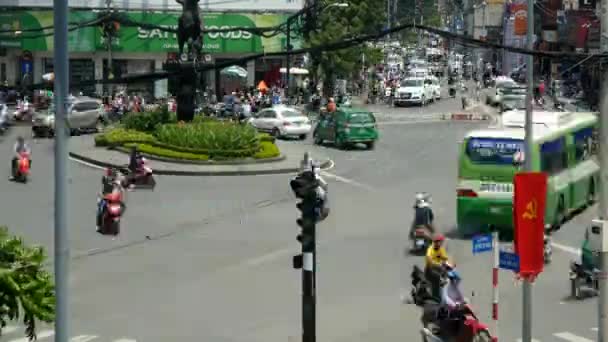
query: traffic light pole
[{"left": 302, "top": 221, "right": 316, "bottom": 342}]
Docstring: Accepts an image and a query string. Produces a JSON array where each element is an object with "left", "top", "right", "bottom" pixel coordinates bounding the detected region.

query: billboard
[{"left": 12, "top": 0, "right": 304, "bottom": 12}]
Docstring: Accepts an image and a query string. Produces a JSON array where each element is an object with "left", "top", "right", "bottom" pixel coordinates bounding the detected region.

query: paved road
[{"left": 0, "top": 99, "right": 599, "bottom": 342}]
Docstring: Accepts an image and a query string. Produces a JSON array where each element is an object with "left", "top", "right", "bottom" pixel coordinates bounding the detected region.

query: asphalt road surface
[{"left": 0, "top": 98, "right": 599, "bottom": 342}]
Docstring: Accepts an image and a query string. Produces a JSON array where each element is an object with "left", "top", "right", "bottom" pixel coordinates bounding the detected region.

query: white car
[
  {"left": 394, "top": 78, "right": 434, "bottom": 106},
  {"left": 249, "top": 105, "right": 312, "bottom": 140}
]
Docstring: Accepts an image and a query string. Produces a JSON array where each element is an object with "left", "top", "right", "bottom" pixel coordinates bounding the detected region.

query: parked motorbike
[
  {"left": 12, "top": 152, "right": 30, "bottom": 183},
  {"left": 98, "top": 191, "right": 124, "bottom": 236},
  {"left": 570, "top": 261, "right": 598, "bottom": 299}
]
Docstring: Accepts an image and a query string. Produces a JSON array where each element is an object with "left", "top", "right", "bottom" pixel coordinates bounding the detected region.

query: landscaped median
[{"left": 69, "top": 109, "right": 333, "bottom": 176}]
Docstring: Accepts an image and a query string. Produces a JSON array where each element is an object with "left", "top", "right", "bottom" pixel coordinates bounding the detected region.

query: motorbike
[
  {"left": 0, "top": 104, "right": 9, "bottom": 134},
  {"left": 420, "top": 303, "right": 493, "bottom": 342},
  {"left": 410, "top": 265, "right": 435, "bottom": 306},
  {"left": 569, "top": 260, "right": 598, "bottom": 299},
  {"left": 13, "top": 99, "right": 33, "bottom": 122},
  {"left": 411, "top": 227, "right": 433, "bottom": 255},
  {"left": 12, "top": 152, "right": 30, "bottom": 183},
  {"left": 544, "top": 234, "right": 552, "bottom": 264},
  {"left": 98, "top": 191, "right": 124, "bottom": 236},
  {"left": 123, "top": 157, "right": 156, "bottom": 189},
  {"left": 448, "top": 87, "right": 456, "bottom": 98}
]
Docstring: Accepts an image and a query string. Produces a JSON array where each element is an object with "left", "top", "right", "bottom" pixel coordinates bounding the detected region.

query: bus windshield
[{"left": 466, "top": 137, "right": 524, "bottom": 165}]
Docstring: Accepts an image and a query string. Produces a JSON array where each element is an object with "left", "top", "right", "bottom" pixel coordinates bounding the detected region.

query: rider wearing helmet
[
  {"left": 410, "top": 193, "right": 435, "bottom": 239},
  {"left": 425, "top": 234, "right": 450, "bottom": 300},
  {"left": 11, "top": 136, "right": 31, "bottom": 179}
]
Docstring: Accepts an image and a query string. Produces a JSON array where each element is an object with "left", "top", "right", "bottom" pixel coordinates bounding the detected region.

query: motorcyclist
[
  {"left": 96, "top": 178, "right": 126, "bottom": 233},
  {"left": 127, "top": 146, "right": 144, "bottom": 188},
  {"left": 410, "top": 193, "right": 435, "bottom": 239},
  {"left": 425, "top": 234, "right": 450, "bottom": 300},
  {"left": 422, "top": 270, "right": 465, "bottom": 337},
  {"left": 97, "top": 168, "right": 120, "bottom": 231},
  {"left": 11, "top": 136, "right": 31, "bottom": 179}
]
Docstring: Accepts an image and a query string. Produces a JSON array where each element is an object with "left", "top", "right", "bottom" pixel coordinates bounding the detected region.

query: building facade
[{"left": 0, "top": 9, "right": 301, "bottom": 99}]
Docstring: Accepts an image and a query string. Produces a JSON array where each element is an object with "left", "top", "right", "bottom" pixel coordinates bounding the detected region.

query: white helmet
[{"left": 415, "top": 192, "right": 431, "bottom": 207}]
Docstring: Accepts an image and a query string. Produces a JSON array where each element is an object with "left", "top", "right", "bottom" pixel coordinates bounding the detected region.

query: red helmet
[{"left": 433, "top": 234, "right": 446, "bottom": 242}]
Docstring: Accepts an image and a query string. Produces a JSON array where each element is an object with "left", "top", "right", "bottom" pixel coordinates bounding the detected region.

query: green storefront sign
[
  {"left": 13, "top": 10, "right": 298, "bottom": 54},
  {"left": 21, "top": 11, "right": 97, "bottom": 52},
  {"left": 0, "top": 12, "right": 22, "bottom": 48}
]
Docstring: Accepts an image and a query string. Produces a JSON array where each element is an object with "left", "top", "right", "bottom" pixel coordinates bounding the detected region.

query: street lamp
[{"left": 285, "top": 2, "right": 349, "bottom": 101}]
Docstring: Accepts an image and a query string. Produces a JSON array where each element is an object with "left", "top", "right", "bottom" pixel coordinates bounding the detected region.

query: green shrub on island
[
  {"left": 155, "top": 122, "right": 259, "bottom": 152},
  {"left": 121, "top": 107, "right": 176, "bottom": 132},
  {"left": 122, "top": 140, "right": 279, "bottom": 161},
  {"left": 94, "top": 128, "right": 156, "bottom": 147}
]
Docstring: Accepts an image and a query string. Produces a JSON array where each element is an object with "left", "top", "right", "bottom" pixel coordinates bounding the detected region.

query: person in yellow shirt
[{"left": 425, "top": 234, "right": 450, "bottom": 300}]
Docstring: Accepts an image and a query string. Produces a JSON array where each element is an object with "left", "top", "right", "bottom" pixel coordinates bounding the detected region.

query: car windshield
[
  {"left": 348, "top": 113, "right": 375, "bottom": 124},
  {"left": 281, "top": 109, "right": 303, "bottom": 118},
  {"left": 466, "top": 137, "right": 524, "bottom": 165},
  {"left": 401, "top": 80, "right": 423, "bottom": 87}
]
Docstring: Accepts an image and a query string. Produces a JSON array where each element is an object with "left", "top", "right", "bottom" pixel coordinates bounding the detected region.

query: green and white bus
[{"left": 457, "top": 110, "right": 599, "bottom": 236}]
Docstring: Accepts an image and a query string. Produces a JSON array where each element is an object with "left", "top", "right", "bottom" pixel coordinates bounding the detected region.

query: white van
[{"left": 395, "top": 77, "right": 434, "bottom": 106}]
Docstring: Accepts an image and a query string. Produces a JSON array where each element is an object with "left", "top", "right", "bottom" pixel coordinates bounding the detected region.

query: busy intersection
[{"left": 0, "top": 91, "right": 602, "bottom": 342}]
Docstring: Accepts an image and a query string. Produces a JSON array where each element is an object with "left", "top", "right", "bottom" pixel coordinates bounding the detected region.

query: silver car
[{"left": 32, "top": 96, "right": 105, "bottom": 137}]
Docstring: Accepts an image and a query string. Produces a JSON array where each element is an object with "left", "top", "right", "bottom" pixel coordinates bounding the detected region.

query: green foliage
[
  {"left": 0, "top": 226, "right": 55, "bottom": 341},
  {"left": 307, "top": 0, "right": 386, "bottom": 95},
  {"left": 397, "top": 0, "right": 442, "bottom": 43},
  {"left": 123, "top": 143, "right": 210, "bottom": 161},
  {"left": 121, "top": 107, "right": 176, "bottom": 132},
  {"left": 155, "top": 123, "right": 260, "bottom": 153},
  {"left": 94, "top": 128, "right": 156, "bottom": 147},
  {"left": 254, "top": 141, "right": 281, "bottom": 159}
]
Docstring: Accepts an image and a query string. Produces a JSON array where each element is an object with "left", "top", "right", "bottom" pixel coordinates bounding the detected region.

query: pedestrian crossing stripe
[{"left": 554, "top": 332, "right": 594, "bottom": 342}]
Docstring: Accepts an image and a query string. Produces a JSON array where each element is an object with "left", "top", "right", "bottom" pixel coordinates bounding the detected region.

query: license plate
[{"left": 481, "top": 183, "right": 513, "bottom": 192}]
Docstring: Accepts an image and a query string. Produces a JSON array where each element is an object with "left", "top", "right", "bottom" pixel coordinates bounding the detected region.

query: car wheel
[
  {"left": 299, "top": 134, "right": 307, "bottom": 140},
  {"left": 366, "top": 141, "right": 375, "bottom": 150},
  {"left": 271, "top": 127, "right": 281, "bottom": 138}
]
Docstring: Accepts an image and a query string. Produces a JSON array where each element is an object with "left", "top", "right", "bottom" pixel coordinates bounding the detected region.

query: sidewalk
[{"left": 68, "top": 135, "right": 332, "bottom": 176}]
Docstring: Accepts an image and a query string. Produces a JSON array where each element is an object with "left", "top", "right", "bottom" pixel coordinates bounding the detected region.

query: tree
[
  {"left": 0, "top": 226, "right": 55, "bottom": 341},
  {"left": 396, "top": 0, "right": 442, "bottom": 44},
  {"left": 307, "top": 0, "right": 386, "bottom": 96}
]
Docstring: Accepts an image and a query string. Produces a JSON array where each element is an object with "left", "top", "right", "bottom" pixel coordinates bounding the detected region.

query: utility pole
[
  {"left": 597, "top": 0, "right": 608, "bottom": 338},
  {"left": 53, "top": 0, "right": 70, "bottom": 339},
  {"left": 522, "top": 0, "right": 534, "bottom": 339},
  {"left": 286, "top": 17, "right": 292, "bottom": 101},
  {"left": 105, "top": 0, "right": 113, "bottom": 96}
]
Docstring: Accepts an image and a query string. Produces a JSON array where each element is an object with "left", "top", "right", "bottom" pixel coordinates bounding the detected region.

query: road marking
[
  {"left": 554, "top": 332, "right": 594, "bottom": 342},
  {"left": 377, "top": 119, "right": 446, "bottom": 126},
  {"left": 69, "top": 156, "right": 105, "bottom": 170},
  {"left": 320, "top": 171, "right": 375, "bottom": 191},
  {"left": 10, "top": 329, "right": 55, "bottom": 342},
  {"left": 114, "top": 339, "right": 137, "bottom": 342},
  {"left": 551, "top": 241, "right": 581, "bottom": 256},
  {"left": 71, "top": 335, "right": 98, "bottom": 342},
  {"left": 3, "top": 326, "right": 18, "bottom": 334},
  {"left": 516, "top": 339, "right": 540, "bottom": 342},
  {"left": 591, "top": 327, "right": 598, "bottom": 331}
]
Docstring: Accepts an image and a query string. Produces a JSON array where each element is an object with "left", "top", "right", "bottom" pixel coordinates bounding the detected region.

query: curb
[
  {"left": 68, "top": 151, "right": 333, "bottom": 176},
  {"left": 443, "top": 113, "right": 491, "bottom": 121}
]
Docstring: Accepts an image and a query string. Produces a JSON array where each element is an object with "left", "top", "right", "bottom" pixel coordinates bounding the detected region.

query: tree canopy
[
  {"left": 0, "top": 226, "right": 55, "bottom": 341},
  {"left": 306, "top": 0, "right": 386, "bottom": 95}
]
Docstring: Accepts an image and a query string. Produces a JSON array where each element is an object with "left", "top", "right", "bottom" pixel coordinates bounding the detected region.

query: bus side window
[
  {"left": 574, "top": 127, "right": 596, "bottom": 162},
  {"left": 541, "top": 137, "right": 567, "bottom": 174}
]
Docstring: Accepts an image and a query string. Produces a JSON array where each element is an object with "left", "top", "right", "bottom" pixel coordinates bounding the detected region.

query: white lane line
[
  {"left": 377, "top": 119, "right": 446, "bottom": 126},
  {"left": 114, "top": 339, "right": 137, "bottom": 342},
  {"left": 516, "top": 338, "right": 541, "bottom": 342},
  {"left": 3, "top": 326, "right": 18, "bottom": 334},
  {"left": 591, "top": 327, "right": 598, "bottom": 331},
  {"left": 554, "top": 332, "right": 594, "bottom": 342},
  {"left": 70, "top": 335, "right": 98, "bottom": 342},
  {"left": 69, "top": 156, "right": 105, "bottom": 170},
  {"left": 320, "top": 171, "right": 375, "bottom": 191},
  {"left": 551, "top": 241, "right": 581, "bottom": 256},
  {"left": 10, "top": 329, "right": 55, "bottom": 342}
]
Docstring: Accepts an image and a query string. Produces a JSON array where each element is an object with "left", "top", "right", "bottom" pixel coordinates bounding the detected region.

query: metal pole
[
  {"left": 106, "top": 0, "right": 113, "bottom": 97},
  {"left": 286, "top": 18, "right": 291, "bottom": 101},
  {"left": 492, "top": 230, "right": 499, "bottom": 342},
  {"left": 522, "top": 0, "right": 534, "bottom": 339},
  {"left": 301, "top": 221, "right": 316, "bottom": 342},
  {"left": 597, "top": 0, "right": 608, "bottom": 339},
  {"left": 53, "top": 0, "right": 70, "bottom": 339}
]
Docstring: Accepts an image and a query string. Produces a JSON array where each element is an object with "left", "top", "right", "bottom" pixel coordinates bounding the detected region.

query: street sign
[
  {"left": 514, "top": 172, "right": 548, "bottom": 277},
  {"left": 472, "top": 234, "right": 493, "bottom": 254},
  {"left": 499, "top": 251, "right": 520, "bottom": 271}
]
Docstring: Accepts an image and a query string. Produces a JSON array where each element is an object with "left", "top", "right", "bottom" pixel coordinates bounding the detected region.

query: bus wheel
[
  {"left": 553, "top": 196, "right": 566, "bottom": 231},
  {"left": 587, "top": 179, "right": 596, "bottom": 205}
]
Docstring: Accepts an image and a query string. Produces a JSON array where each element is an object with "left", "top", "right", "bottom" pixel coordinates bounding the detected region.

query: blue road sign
[
  {"left": 472, "top": 234, "right": 493, "bottom": 254},
  {"left": 499, "top": 251, "right": 520, "bottom": 272},
  {"left": 21, "top": 60, "right": 32, "bottom": 75}
]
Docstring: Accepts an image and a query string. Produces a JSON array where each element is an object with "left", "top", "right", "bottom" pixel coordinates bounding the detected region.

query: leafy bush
[
  {"left": 258, "top": 133, "right": 275, "bottom": 143},
  {"left": 192, "top": 116, "right": 221, "bottom": 124},
  {"left": 122, "top": 107, "right": 176, "bottom": 132},
  {"left": 0, "top": 226, "right": 55, "bottom": 340},
  {"left": 255, "top": 141, "right": 281, "bottom": 159},
  {"left": 123, "top": 143, "right": 210, "bottom": 161},
  {"left": 155, "top": 122, "right": 259, "bottom": 152},
  {"left": 95, "top": 128, "right": 156, "bottom": 147}
]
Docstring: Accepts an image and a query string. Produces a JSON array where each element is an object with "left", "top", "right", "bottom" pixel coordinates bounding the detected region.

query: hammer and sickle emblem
[{"left": 522, "top": 199, "right": 538, "bottom": 220}]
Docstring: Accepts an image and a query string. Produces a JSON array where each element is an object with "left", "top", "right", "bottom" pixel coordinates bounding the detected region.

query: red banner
[
  {"left": 514, "top": 172, "right": 548, "bottom": 278},
  {"left": 512, "top": 3, "right": 528, "bottom": 35}
]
